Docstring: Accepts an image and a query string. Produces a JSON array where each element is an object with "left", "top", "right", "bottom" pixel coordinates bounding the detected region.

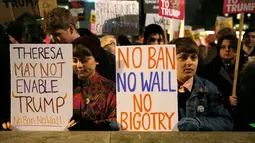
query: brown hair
[
  {"left": 42, "top": 8, "right": 76, "bottom": 34},
  {"left": 169, "top": 37, "right": 199, "bottom": 54},
  {"left": 216, "top": 27, "right": 236, "bottom": 40}
]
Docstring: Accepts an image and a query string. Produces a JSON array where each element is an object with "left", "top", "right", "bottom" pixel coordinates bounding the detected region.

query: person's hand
[
  {"left": 229, "top": 95, "right": 237, "bottom": 106},
  {"left": 67, "top": 120, "right": 77, "bottom": 129},
  {"left": 177, "top": 117, "right": 200, "bottom": 131},
  {"left": 2, "top": 121, "right": 12, "bottom": 130}
]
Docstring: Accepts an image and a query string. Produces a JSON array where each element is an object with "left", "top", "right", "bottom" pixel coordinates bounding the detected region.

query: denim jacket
[{"left": 178, "top": 76, "right": 233, "bottom": 131}]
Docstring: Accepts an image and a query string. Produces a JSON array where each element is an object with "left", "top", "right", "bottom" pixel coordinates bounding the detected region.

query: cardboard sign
[
  {"left": 38, "top": 0, "right": 58, "bottom": 18},
  {"left": 223, "top": 0, "right": 255, "bottom": 14},
  {"left": 215, "top": 16, "right": 233, "bottom": 34},
  {"left": 0, "top": 0, "right": 39, "bottom": 22},
  {"left": 10, "top": 44, "right": 73, "bottom": 131},
  {"left": 116, "top": 45, "right": 178, "bottom": 131},
  {"left": 95, "top": 0, "right": 139, "bottom": 35},
  {"left": 159, "top": 0, "right": 185, "bottom": 20}
]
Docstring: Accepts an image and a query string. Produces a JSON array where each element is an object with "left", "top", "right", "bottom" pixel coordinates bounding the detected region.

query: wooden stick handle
[
  {"left": 162, "top": 17, "right": 168, "bottom": 44},
  {"left": 232, "top": 13, "right": 244, "bottom": 96}
]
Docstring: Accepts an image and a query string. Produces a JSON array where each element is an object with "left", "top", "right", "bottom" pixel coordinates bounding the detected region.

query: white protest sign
[
  {"left": 95, "top": 0, "right": 139, "bottom": 35},
  {"left": 145, "top": 13, "right": 180, "bottom": 32},
  {"left": 116, "top": 45, "right": 178, "bottom": 131},
  {"left": 10, "top": 44, "right": 73, "bottom": 131}
]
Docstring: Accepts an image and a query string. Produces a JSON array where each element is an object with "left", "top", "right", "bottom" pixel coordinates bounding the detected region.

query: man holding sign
[{"left": 170, "top": 37, "right": 233, "bottom": 131}]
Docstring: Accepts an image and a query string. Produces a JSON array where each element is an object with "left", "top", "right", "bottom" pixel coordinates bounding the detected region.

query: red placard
[
  {"left": 158, "top": 0, "right": 184, "bottom": 20},
  {"left": 223, "top": 0, "right": 255, "bottom": 14}
]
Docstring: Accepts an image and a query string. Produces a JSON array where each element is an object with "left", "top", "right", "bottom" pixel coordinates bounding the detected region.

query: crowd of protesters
[{"left": 0, "top": 7, "right": 255, "bottom": 131}]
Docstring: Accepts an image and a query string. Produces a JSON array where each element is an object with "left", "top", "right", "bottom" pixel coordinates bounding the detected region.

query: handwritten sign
[
  {"left": 95, "top": 0, "right": 139, "bottom": 35},
  {"left": 223, "top": 0, "right": 255, "bottom": 14},
  {"left": 10, "top": 44, "right": 73, "bottom": 131},
  {"left": 159, "top": 0, "right": 185, "bottom": 20},
  {"left": 145, "top": 14, "right": 180, "bottom": 32},
  {"left": 116, "top": 45, "right": 178, "bottom": 131}
]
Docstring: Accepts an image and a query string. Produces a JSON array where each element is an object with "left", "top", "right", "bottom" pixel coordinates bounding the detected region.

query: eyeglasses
[{"left": 147, "top": 37, "right": 163, "bottom": 43}]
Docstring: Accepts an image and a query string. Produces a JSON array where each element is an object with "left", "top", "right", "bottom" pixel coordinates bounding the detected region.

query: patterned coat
[{"left": 72, "top": 72, "right": 117, "bottom": 130}]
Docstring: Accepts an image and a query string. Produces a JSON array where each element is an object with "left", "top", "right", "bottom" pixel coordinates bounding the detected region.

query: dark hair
[
  {"left": 73, "top": 44, "right": 93, "bottom": 59},
  {"left": 71, "top": 36, "right": 116, "bottom": 81},
  {"left": 5, "top": 13, "right": 44, "bottom": 43},
  {"left": 216, "top": 35, "right": 238, "bottom": 51},
  {"left": 144, "top": 24, "right": 164, "bottom": 44},
  {"left": 244, "top": 27, "right": 255, "bottom": 37},
  {"left": 117, "top": 35, "right": 132, "bottom": 45},
  {"left": 169, "top": 37, "right": 199, "bottom": 54}
]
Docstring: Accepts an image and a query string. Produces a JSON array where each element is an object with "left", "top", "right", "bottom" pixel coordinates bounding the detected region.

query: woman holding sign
[
  {"left": 68, "top": 36, "right": 118, "bottom": 131},
  {"left": 199, "top": 35, "right": 243, "bottom": 114}
]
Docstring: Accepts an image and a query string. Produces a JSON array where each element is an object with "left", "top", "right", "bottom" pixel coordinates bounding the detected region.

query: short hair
[
  {"left": 73, "top": 44, "right": 93, "bottom": 59},
  {"left": 244, "top": 27, "right": 255, "bottom": 37},
  {"left": 216, "top": 35, "right": 238, "bottom": 51},
  {"left": 169, "top": 37, "right": 199, "bottom": 55},
  {"left": 144, "top": 24, "right": 164, "bottom": 44},
  {"left": 42, "top": 8, "right": 76, "bottom": 34},
  {"left": 216, "top": 27, "right": 236, "bottom": 40}
]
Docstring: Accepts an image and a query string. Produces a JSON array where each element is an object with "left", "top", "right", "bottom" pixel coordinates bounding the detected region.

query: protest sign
[
  {"left": 223, "top": 0, "right": 255, "bottom": 14},
  {"left": 184, "top": 26, "right": 193, "bottom": 38},
  {"left": 69, "top": 0, "right": 85, "bottom": 21},
  {"left": 95, "top": 0, "right": 139, "bottom": 35},
  {"left": 116, "top": 45, "right": 178, "bottom": 131},
  {"left": 143, "top": 0, "right": 159, "bottom": 13},
  {"left": 215, "top": 16, "right": 233, "bottom": 34},
  {"left": 159, "top": 0, "right": 184, "bottom": 20},
  {"left": 0, "top": 0, "right": 40, "bottom": 22},
  {"left": 145, "top": 14, "right": 180, "bottom": 31},
  {"left": 90, "top": 10, "right": 97, "bottom": 34},
  {"left": 192, "top": 28, "right": 207, "bottom": 46},
  {"left": 10, "top": 44, "right": 73, "bottom": 131},
  {"left": 38, "top": 0, "right": 58, "bottom": 18}
]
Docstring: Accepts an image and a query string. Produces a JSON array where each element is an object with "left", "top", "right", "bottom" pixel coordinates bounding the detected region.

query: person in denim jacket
[{"left": 169, "top": 37, "right": 233, "bottom": 131}]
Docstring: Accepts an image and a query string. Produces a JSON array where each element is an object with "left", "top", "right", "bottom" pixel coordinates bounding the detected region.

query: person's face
[
  {"left": 171, "top": 0, "right": 180, "bottom": 10},
  {"left": 52, "top": 28, "right": 73, "bottom": 43},
  {"left": 147, "top": 34, "right": 164, "bottom": 45},
  {"left": 177, "top": 52, "right": 198, "bottom": 83},
  {"left": 73, "top": 56, "right": 98, "bottom": 80},
  {"left": 244, "top": 32, "right": 255, "bottom": 47},
  {"left": 219, "top": 39, "right": 236, "bottom": 61}
]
